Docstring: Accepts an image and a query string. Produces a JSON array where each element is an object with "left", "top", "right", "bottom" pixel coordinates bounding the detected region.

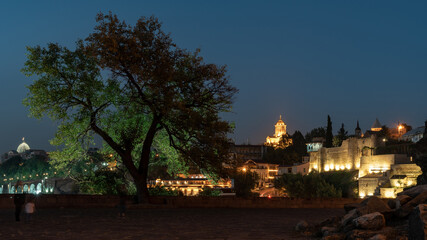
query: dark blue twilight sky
[{"left": 0, "top": 1, "right": 426, "bottom": 153}]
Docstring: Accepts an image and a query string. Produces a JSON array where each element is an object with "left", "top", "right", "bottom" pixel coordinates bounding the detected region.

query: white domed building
[
  {"left": 17, "top": 137, "right": 30, "bottom": 153},
  {"left": 1, "top": 138, "right": 48, "bottom": 163}
]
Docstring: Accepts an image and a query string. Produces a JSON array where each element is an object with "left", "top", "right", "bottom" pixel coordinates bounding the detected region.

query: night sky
[{"left": 1, "top": 1, "right": 426, "bottom": 153}]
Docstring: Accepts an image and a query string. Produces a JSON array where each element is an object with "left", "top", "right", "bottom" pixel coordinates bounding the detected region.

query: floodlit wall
[
  {"left": 359, "top": 154, "right": 409, "bottom": 178},
  {"left": 359, "top": 176, "right": 383, "bottom": 198},
  {"left": 309, "top": 136, "right": 377, "bottom": 173}
]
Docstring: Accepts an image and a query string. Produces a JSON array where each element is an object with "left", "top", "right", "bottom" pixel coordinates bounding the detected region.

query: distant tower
[
  {"left": 274, "top": 115, "right": 287, "bottom": 137},
  {"left": 355, "top": 120, "right": 361, "bottom": 137},
  {"left": 265, "top": 115, "right": 289, "bottom": 147},
  {"left": 371, "top": 118, "right": 382, "bottom": 132}
]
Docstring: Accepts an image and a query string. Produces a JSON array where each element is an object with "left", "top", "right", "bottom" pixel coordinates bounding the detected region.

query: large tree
[
  {"left": 22, "top": 13, "right": 237, "bottom": 202},
  {"left": 304, "top": 127, "right": 326, "bottom": 142}
]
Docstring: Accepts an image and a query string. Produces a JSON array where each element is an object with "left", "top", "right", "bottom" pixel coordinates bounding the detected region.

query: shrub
[
  {"left": 275, "top": 170, "right": 356, "bottom": 198},
  {"left": 148, "top": 185, "right": 178, "bottom": 196},
  {"left": 232, "top": 171, "right": 259, "bottom": 198},
  {"left": 198, "top": 186, "right": 221, "bottom": 196}
]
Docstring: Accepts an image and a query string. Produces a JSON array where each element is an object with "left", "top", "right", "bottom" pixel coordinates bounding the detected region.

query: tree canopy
[
  {"left": 305, "top": 127, "right": 326, "bottom": 142},
  {"left": 22, "top": 12, "right": 237, "bottom": 202}
]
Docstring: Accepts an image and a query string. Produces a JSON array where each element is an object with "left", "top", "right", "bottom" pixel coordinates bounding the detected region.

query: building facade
[{"left": 265, "top": 115, "right": 291, "bottom": 147}]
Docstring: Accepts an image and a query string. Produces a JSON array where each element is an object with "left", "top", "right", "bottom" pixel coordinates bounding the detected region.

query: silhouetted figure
[
  {"left": 118, "top": 194, "right": 126, "bottom": 217},
  {"left": 25, "top": 196, "right": 36, "bottom": 222},
  {"left": 117, "top": 184, "right": 127, "bottom": 217},
  {"left": 14, "top": 193, "right": 26, "bottom": 221}
]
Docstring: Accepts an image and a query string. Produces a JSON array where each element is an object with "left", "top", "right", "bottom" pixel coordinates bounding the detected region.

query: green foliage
[
  {"left": 291, "top": 131, "right": 307, "bottom": 156},
  {"left": 198, "top": 186, "right": 222, "bottom": 196},
  {"left": 78, "top": 169, "right": 127, "bottom": 195},
  {"left": 305, "top": 127, "right": 326, "bottom": 142},
  {"left": 232, "top": 171, "right": 259, "bottom": 198},
  {"left": 148, "top": 186, "right": 179, "bottom": 196},
  {"left": 0, "top": 156, "right": 54, "bottom": 183},
  {"left": 262, "top": 131, "right": 307, "bottom": 165},
  {"left": 320, "top": 171, "right": 357, "bottom": 198},
  {"left": 278, "top": 133, "right": 293, "bottom": 148},
  {"left": 275, "top": 171, "right": 357, "bottom": 198}
]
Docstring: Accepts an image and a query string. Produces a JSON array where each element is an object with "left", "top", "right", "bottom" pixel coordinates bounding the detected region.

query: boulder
[
  {"left": 395, "top": 195, "right": 412, "bottom": 209},
  {"left": 319, "top": 216, "right": 341, "bottom": 227},
  {"left": 369, "top": 234, "right": 387, "bottom": 240},
  {"left": 323, "top": 233, "right": 345, "bottom": 240},
  {"left": 357, "top": 196, "right": 390, "bottom": 216},
  {"left": 353, "top": 212, "right": 385, "bottom": 230},
  {"left": 408, "top": 204, "right": 427, "bottom": 240},
  {"left": 321, "top": 226, "right": 337, "bottom": 236},
  {"left": 295, "top": 220, "right": 309, "bottom": 232},
  {"left": 397, "top": 191, "right": 427, "bottom": 218},
  {"left": 341, "top": 209, "right": 359, "bottom": 226},
  {"left": 398, "top": 185, "right": 427, "bottom": 198},
  {"left": 344, "top": 203, "right": 361, "bottom": 213},
  {"left": 387, "top": 199, "right": 397, "bottom": 209},
  {"left": 346, "top": 227, "right": 397, "bottom": 240}
]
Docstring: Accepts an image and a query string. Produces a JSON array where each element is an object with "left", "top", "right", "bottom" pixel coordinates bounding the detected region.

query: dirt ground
[{"left": 0, "top": 207, "right": 344, "bottom": 240}]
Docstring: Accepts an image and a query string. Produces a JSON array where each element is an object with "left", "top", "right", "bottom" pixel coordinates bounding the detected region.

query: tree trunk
[{"left": 135, "top": 176, "right": 150, "bottom": 203}]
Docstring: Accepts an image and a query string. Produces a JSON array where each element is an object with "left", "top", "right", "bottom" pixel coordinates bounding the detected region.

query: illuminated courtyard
[{"left": 0, "top": 207, "right": 343, "bottom": 239}]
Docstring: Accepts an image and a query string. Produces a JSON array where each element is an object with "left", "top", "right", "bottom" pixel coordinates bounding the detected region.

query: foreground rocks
[{"left": 295, "top": 185, "right": 427, "bottom": 239}]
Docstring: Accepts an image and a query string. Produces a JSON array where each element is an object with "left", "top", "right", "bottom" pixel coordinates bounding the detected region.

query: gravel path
[{"left": 0, "top": 208, "right": 344, "bottom": 240}]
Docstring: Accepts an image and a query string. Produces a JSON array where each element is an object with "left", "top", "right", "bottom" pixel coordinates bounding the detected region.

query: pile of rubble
[{"left": 295, "top": 185, "right": 427, "bottom": 239}]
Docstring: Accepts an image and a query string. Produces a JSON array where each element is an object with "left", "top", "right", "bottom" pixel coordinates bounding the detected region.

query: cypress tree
[{"left": 325, "top": 115, "right": 333, "bottom": 148}]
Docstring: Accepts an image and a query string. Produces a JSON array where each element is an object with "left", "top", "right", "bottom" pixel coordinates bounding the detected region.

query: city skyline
[{"left": 1, "top": 1, "right": 427, "bottom": 153}]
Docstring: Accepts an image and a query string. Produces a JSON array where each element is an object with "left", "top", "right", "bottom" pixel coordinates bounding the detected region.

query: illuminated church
[{"left": 265, "top": 115, "right": 290, "bottom": 147}]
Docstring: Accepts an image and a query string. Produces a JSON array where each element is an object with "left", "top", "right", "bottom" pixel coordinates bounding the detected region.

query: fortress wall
[
  {"left": 359, "top": 154, "right": 410, "bottom": 178},
  {"left": 309, "top": 136, "right": 378, "bottom": 173}
]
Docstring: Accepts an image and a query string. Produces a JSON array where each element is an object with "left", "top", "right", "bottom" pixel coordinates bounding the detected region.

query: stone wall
[
  {"left": 359, "top": 154, "right": 409, "bottom": 177},
  {"left": 309, "top": 136, "right": 378, "bottom": 173},
  {"left": 0, "top": 194, "right": 365, "bottom": 209}
]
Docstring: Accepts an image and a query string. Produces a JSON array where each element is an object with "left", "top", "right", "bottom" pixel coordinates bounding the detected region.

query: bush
[
  {"left": 320, "top": 170, "right": 358, "bottom": 198},
  {"left": 148, "top": 185, "right": 178, "bottom": 196},
  {"left": 232, "top": 171, "right": 259, "bottom": 198},
  {"left": 275, "top": 170, "right": 357, "bottom": 198},
  {"left": 78, "top": 169, "right": 127, "bottom": 195},
  {"left": 198, "top": 186, "right": 221, "bottom": 196}
]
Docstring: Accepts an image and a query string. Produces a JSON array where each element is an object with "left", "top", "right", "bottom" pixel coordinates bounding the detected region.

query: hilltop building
[
  {"left": 1, "top": 138, "right": 48, "bottom": 163},
  {"left": 265, "top": 115, "right": 292, "bottom": 147}
]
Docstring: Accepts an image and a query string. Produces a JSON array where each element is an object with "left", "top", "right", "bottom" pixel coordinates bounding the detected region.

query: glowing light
[
  {"left": 346, "top": 164, "right": 351, "bottom": 170},
  {"left": 313, "top": 164, "right": 318, "bottom": 169},
  {"left": 359, "top": 192, "right": 365, "bottom": 198},
  {"left": 384, "top": 189, "right": 395, "bottom": 198},
  {"left": 335, "top": 166, "right": 340, "bottom": 171},
  {"left": 242, "top": 168, "right": 247, "bottom": 172},
  {"left": 324, "top": 166, "right": 330, "bottom": 171}
]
